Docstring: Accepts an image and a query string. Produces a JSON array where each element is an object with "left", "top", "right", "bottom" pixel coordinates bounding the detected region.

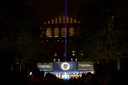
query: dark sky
[{"left": 27, "top": 0, "right": 91, "bottom": 19}]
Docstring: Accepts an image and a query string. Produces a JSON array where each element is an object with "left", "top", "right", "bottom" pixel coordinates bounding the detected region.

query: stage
[{"left": 37, "top": 61, "right": 94, "bottom": 80}]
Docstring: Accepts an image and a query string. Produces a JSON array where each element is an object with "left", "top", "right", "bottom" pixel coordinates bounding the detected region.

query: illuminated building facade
[
  {"left": 38, "top": 14, "right": 95, "bottom": 77},
  {"left": 39, "top": 13, "right": 80, "bottom": 61}
]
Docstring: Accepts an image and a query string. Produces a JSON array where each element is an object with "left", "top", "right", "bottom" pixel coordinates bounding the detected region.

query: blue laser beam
[{"left": 64, "top": 0, "right": 67, "bottom": 61}]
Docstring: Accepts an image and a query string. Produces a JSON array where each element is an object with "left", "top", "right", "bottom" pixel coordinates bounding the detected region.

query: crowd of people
[{"left": 1, "top": 48, "right": 128, "bottom": 85}]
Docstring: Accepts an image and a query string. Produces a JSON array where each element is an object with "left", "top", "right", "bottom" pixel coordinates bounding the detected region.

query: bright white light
[
  {"left": 58, "top": 59, "right": 60, "bottom": 61},
  {"left": 62, "top": 72, "right": 69, "bottom": 80},
  {"left": 54, "top": 59, "right": 56, "bottom": 61},
  {"left": 71, "top": 58, "right": 73, "bottom": 61},
  {"left": 29, "top": 72, "right": 32, "bottom": 75},
  {"left": 79, "top": 64, "right": 92, "bottom": 67},
  {"left": 75, "top": 58, "right": 77, "bottom": 61}
]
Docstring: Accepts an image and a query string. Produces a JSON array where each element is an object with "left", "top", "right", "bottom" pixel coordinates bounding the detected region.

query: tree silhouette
[
  {"left": 77, "top": 0, "right": 128, "bottom": 62},
  {"left": 0, "top": 0, "right": 48, "bottom": 71}
]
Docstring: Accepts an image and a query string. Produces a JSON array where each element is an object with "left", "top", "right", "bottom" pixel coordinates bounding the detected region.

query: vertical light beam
[{"left": 64, "top": 0, "right": 67, "bottom": 61}]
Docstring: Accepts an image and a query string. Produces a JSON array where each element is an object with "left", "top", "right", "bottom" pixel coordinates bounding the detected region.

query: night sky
[{"left": 26, "top": 0, "right": 91, "bottom": 19}]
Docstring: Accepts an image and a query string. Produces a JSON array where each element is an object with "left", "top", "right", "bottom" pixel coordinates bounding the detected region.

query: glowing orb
[{"left": 61, "top": 62, "right": 70, "bottom": 71}]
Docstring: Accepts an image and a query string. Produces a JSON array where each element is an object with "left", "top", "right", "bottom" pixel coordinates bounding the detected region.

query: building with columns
[
  {"left": 37, "top": 13, "right": 95, "bottom": 76},
  {"left": 39, "top": 12, "right": 80, "bottom": 61}
]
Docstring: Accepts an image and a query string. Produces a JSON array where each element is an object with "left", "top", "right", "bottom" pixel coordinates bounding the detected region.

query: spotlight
[{"left": 53, "top": 58, "right": 56, "bottom": 61}]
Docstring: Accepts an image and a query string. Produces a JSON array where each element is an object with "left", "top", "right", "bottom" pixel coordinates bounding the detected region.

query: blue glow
[
  {"left": 64, "top": 0, "right": 67, "bottom": 61},
  {"left": 53, "top": 61, "right": 77, "bottom": 72}
]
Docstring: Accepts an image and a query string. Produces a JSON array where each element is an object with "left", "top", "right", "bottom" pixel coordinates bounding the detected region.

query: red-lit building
[{"left": 39, "top": 13, "right": 80, "bottom": 61}]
